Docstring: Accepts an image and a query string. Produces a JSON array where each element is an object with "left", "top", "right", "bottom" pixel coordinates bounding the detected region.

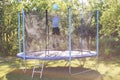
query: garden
[{"left": 0, "top": 0, "right": 120, "bottom": 80}]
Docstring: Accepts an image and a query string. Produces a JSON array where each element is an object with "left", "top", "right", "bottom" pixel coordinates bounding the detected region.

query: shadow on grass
[
  {"left": 1, "top": 67, "right": 103, "bottom": 80},
  {"left": 100, "top": 56, "right": 120, "bottom": 67}
]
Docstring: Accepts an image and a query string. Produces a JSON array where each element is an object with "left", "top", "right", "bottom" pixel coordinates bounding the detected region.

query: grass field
[{"left": 0, "top": 56, "right": 120, "bottom": 80}]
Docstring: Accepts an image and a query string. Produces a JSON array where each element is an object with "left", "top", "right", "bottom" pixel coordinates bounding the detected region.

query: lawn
[{"left": 0, "top": 56, "right": 120, "bottom": 80}]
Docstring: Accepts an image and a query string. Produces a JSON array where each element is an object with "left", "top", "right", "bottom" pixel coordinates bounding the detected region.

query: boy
[{"left": 52, "top": 14, "right": 60, "bottom": 48}]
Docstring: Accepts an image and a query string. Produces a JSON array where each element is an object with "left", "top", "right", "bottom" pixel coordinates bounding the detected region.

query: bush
[{"left": 99, "top": 36, "right": 120, "bottom": 56}]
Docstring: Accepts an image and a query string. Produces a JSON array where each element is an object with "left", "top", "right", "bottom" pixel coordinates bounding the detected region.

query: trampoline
[
  {"left": 17, "top": 3, "right": 99, "bottom": 79},
  {"left": 17, "top": 50, "right": 97, "bottom": 60}
]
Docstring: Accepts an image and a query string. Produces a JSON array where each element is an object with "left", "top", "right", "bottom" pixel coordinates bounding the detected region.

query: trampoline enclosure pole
[
  {"left": 96, "top": 10, "right": 99, "bottom": 58},
  {"left": 18, "top": 12, "right": 21, "bottom": 53},
  {"left": 22, "top": 9, "right": 27, "bottom": 72},
  {"left": 45, "top": 10, "right": 49, "bottom": 51},
  {"left": 68, "top": 4, "right": 72, "bottom": 74},
  {"left": 22, "top": 9, "right": 26, "bottom": 58}
]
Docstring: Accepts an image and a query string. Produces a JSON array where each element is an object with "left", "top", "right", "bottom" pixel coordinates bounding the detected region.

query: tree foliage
[
  {"left": 0, "top": 0, "right": 120, "bottom": 56},
  {"left": 98, "top": 0, "right": 120, "bottom": 55},
  {"left": 100, "top": 0, "right": 120, "bottom": 39}
]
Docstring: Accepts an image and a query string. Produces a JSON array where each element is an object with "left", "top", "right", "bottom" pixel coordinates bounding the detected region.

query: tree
[
  {"left": 99, "top": 0, "right": 120, "bottom": 55},
  {"left": 100, "top": 0, "right": 120, "bottom": 38}
]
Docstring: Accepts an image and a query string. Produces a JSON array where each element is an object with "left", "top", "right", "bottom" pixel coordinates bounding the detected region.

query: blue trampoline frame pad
[{"left": 17, "top": 50, "right": 97, "bottom": 60}]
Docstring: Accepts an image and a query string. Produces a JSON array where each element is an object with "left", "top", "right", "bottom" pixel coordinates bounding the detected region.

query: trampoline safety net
[{"left": 20, "top": 10, "right": 96, "bottom": 55}]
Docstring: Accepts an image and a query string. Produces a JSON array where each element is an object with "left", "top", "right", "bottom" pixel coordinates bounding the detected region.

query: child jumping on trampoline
[{"left": 52, "top": 14, "right": 60, "bottom": 48}]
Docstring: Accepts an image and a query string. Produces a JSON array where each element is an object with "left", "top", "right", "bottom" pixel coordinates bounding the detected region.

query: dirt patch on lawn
[
  {"left": 7, "top": 67, "right": 102, "bottom": 80},
  {"left": 43, "top": 67, "right": 102, "bottom": 80}
]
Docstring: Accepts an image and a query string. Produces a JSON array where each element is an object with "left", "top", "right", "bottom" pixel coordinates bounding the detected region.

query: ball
[{"left": 53, "top": 4, "right": 59, "bottom": 10}]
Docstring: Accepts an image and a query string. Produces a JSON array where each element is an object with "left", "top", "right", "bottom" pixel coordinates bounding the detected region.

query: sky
[{"left": 79, "top": 0, "right": 88, "bottom": 4}]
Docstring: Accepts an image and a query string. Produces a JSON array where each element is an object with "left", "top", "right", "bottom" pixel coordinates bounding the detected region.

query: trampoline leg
[
  {"left": 23, "top": 60, "right": 27, "bottom": 73},
  {"left": 95, "top": 56, "right": 99, "bottom": 71},
  {"left": 69, "top": 59, "right": 72, "bottom": 74},
  {"left": 40, "top": 61, "right": 44, "bottom": 79},
  {"left": 70, "top": 57, "right": 99, "bottom": 75},
  {"left": 69, "top": 65, "right": 71, "bottom": 74},
  {"left": 21, "top": 59, "right": 27, "bottom": 73}
]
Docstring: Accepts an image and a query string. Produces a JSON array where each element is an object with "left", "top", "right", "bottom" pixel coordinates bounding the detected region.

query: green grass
[{"left": 0, "top": 57, "right": 120, "bottom": 80}]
